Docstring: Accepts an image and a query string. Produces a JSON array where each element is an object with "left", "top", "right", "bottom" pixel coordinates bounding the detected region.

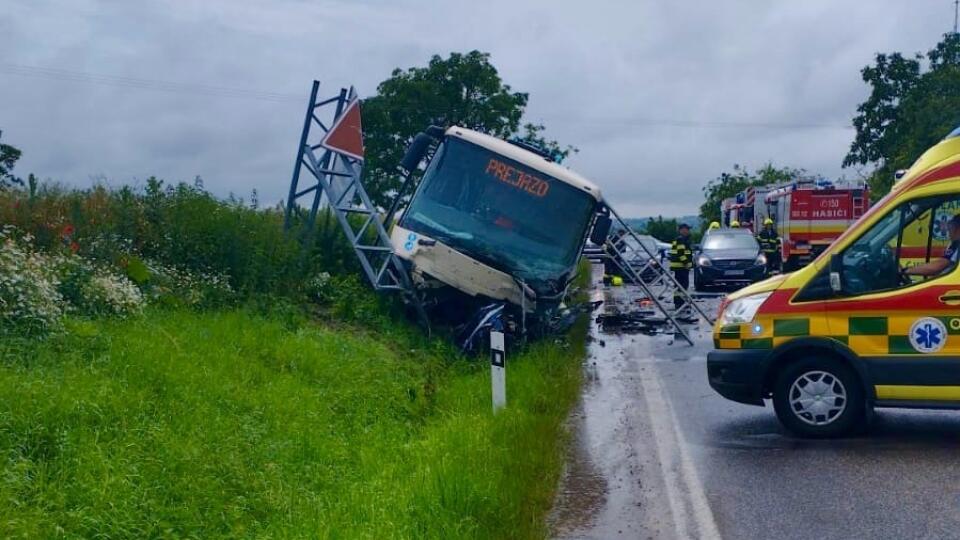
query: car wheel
[{"left": 772, "top": 357, "right": 864, "bottom": 438}]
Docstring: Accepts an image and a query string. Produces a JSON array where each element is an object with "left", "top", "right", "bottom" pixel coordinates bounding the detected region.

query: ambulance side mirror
[
  {"left": 591, "top": 214, "right": 612, "bottom": 245},
  {"left": 829, "top": 254, "right": 843, "bottom": 293}
]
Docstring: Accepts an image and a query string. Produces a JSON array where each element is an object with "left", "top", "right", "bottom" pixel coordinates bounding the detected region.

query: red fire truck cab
[{"left": 720, "top": 179, "right": 869, "bottom": 271}]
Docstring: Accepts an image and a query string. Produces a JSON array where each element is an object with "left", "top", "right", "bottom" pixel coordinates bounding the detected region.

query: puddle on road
[
  {"left": 549, "top": 332, "right": 668, "bottom": 539},
  {"left": 550, "top": 267, "right": 716, "bottom": 539},
  {"left": 547, "top": 395, "right": 608, "bottom": 536}
]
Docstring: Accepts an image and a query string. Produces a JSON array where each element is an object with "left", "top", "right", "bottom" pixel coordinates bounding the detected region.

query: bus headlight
[{"left": 718, "top": 292, "right": 771, "bottom": 325}]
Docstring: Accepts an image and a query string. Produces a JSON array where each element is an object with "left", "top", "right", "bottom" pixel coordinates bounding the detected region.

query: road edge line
[{"left": 639, "top": 363, "right": 722, "bottom": 539}]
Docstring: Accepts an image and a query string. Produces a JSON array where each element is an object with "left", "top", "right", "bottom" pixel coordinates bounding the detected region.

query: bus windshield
[{"left": 401, "top": 137, "right": 596, "bottom": 287}]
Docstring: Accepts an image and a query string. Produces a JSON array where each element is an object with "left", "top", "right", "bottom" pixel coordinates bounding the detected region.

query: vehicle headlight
[
  {"left": 755, "top": 253, "right": 767, "bottom": 266},
  {"left": 697, "top": 255, "right": 712, "bottom": 267},
  {"left": 718, "top": 292, "right": 771, "bottom": 325}
]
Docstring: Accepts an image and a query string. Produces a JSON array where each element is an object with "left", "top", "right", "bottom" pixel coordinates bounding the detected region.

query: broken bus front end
[{"left": 390, "top": 126, "right": 607, "bottom": 348}]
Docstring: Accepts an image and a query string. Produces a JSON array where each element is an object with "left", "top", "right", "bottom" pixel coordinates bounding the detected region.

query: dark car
[
  {"left": 598, "top": 231, "right": 666, "bottom": 282},
  {"left": 694, "top": 229, "right": 767, "bottom": 291}
]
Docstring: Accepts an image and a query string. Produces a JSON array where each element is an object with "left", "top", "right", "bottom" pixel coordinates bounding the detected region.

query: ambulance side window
[
  {"left": 894, "top": 208, "right": 931, "bottom": 272},
  {"left": 929, "top": 201, "right": 960, "bottom": 259},
  {"left": 839, "top": 194, "right": 960, "bottom": 296}
]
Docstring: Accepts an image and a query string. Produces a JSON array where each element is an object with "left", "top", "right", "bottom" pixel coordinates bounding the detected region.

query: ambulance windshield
[{"left": 401, "top": 137, "right": 596, "bottom": 288}]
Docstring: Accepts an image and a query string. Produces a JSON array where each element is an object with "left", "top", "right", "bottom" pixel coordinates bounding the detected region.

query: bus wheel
[{"left": 772, "top": 357, "right": 864, "bottom": 438}]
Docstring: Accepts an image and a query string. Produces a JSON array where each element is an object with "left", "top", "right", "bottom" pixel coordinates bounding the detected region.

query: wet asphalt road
[{"left": 550, "top": 279, "right": 960, "bottom": 540}]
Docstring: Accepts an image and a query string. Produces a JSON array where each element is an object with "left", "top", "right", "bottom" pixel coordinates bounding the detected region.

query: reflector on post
[{"left": 491, "top": 330, "right": 506, "bottom": 412}]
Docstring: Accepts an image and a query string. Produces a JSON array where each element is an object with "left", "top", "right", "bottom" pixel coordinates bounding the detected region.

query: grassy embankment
[
  {"left": 0, "top": 306, "right": 587, "bottom": 538},
  {"left": 0, "top": 178, "right": 591, "bottom": 537}
]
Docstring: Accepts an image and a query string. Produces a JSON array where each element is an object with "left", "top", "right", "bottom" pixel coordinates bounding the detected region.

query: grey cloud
[{"left": 1, "top": 0, "right": 955, "bottom": 216}]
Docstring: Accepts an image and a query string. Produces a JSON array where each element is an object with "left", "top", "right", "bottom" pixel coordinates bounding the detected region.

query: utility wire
[
  {"left": 0, "top": 62, "right": 304, "bottom": 103},
  {"left": 543, "top": 116, "right": 852, "bottom": 130},
  {"left": 2, "top": 62, "right": 853, "bottom": 130}
]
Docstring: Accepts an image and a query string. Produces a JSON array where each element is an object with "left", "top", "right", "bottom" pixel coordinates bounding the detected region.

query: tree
[
  {"left": 361, "top": 51, "right": 574, "bottom": 207},
  {"left": 844, "top": 33, "right": 960, "bottom": 196},
  {"left": 643, "top": 216, "right": 678, "bottom": 243},
  {"left": 515, "top": 122, "right": 577, "bottom": 164},
  {"left": 0, "top": 132, "right": 23, "bottom": 189},
  {"left": 698, "top": 163, "right": 802, "bottom": 229}
]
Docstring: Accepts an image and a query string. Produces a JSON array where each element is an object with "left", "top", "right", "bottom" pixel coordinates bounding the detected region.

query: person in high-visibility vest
[
  {"left": 757, "top": 218, "right": 782, "bottom": 273},
  {"left": 669, "top": 223, "right": 693, "bottom": 310}
]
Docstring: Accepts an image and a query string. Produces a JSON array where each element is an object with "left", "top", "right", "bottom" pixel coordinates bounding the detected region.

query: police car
[{"left": 708, "top": 127, "right": 960, "bottom": 437}]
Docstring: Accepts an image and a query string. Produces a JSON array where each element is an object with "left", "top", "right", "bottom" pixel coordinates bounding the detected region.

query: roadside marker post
[{"left": 491, "top": 330, "right": 506, "bottom": 412}]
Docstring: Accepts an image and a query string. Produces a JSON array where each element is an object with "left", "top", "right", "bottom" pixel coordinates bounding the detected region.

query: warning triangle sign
[{"left": 320, "top": 97, "right": 364, "bottom": 161}]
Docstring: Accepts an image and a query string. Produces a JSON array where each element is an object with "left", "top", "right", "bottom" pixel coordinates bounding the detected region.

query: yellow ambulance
[{"left": 708, "top": 128, "right": 960, "bottom": 437}]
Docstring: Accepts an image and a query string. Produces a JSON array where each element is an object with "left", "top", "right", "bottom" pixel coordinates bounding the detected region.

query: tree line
[{"left": 698, "top": 33, "right": 960, "bottom": 228}]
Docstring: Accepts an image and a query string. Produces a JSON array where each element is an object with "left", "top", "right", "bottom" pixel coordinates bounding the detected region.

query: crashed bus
[{"left": 389, "top": 126, "right": 611, "bottom": 346}]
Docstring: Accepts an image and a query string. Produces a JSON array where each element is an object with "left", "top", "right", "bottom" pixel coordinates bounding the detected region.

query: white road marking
[{"left": 639, "top": 362, "right": 722, "bottom": 540}]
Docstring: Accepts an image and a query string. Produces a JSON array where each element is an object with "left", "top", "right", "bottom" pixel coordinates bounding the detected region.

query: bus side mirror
[
  {"left": 400, "top": 133, "right": 433, "bottom": 172},
  {"left": 829, "top": 254, "right": 843, "bottom": 293},
  {"left": 591, "top": 214, "right": 612, "bottom": 245}
]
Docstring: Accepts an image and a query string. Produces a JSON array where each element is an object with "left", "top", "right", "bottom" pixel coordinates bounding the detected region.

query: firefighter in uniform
[
  {"left": 669, "top": 223, "right": 693, "bottom": 310},
  {"left": 757, "top": 218, "right": 782, "bottom": 273}
]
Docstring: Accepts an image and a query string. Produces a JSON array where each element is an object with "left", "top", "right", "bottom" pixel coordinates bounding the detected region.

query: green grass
[{"left": 0, "top": 308, "right": 586, "bottom": 539}]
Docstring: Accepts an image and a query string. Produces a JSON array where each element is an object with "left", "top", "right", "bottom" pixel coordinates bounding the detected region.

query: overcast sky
[{"left": 1, "top": 0, "right": 956, "bottom": 217}]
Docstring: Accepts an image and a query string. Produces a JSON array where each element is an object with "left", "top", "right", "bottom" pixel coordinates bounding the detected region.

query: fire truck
[{"left": 720, "top": 178, "right": 870, "bottom": 271}]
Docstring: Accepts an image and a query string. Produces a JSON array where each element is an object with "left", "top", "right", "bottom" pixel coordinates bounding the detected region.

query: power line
[
  {"left": 0, "top": 62, "right": 304, "bottom": 103},
  {"left": 552, "top": 116, "right": 852, "bottom": 130},
  {"left": 2, "top": 62, "right": 853, "bottom": 130}
]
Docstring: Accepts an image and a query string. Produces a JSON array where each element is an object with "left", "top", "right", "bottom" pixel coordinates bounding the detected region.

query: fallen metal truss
[
  {"left": 600, "top": 206, "right": 715, "bottom": 346},
  {"left": 284, "top": 80, "right": 427, "bottom": 326}
]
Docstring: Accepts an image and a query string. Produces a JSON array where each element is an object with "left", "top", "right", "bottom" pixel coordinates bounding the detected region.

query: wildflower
[
  {"left": 81, "top": 269, "right": 145, "bottom": 317},
  {"left": 0, "top": 228, "right": 64, "bottom": 336}
]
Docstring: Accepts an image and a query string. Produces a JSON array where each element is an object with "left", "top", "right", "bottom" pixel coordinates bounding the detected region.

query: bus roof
[{"left": 446, "top": 126, "right": 603, "bottom": 202}]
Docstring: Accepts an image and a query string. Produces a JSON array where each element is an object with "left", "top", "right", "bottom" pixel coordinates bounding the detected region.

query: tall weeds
[{"left": 0, "top": 177, "right": 358, "bottom": 300}]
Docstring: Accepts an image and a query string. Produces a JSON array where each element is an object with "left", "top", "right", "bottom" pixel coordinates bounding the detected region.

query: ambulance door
[{"left": 826, "top": 193, "right": 960, "bottom": 403}]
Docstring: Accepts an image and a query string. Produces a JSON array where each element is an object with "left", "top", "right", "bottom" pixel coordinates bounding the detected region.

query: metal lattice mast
[
  {"left": 601, "top": 206, "right": 715, "bottom": 346},
  {"left": 285, "top": 80, "right": 428, "bottom": 327}
]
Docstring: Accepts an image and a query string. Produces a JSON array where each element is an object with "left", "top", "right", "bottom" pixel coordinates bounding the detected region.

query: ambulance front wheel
[{"left": 772, "top": 357, "right": 865, "bottom": 438}]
